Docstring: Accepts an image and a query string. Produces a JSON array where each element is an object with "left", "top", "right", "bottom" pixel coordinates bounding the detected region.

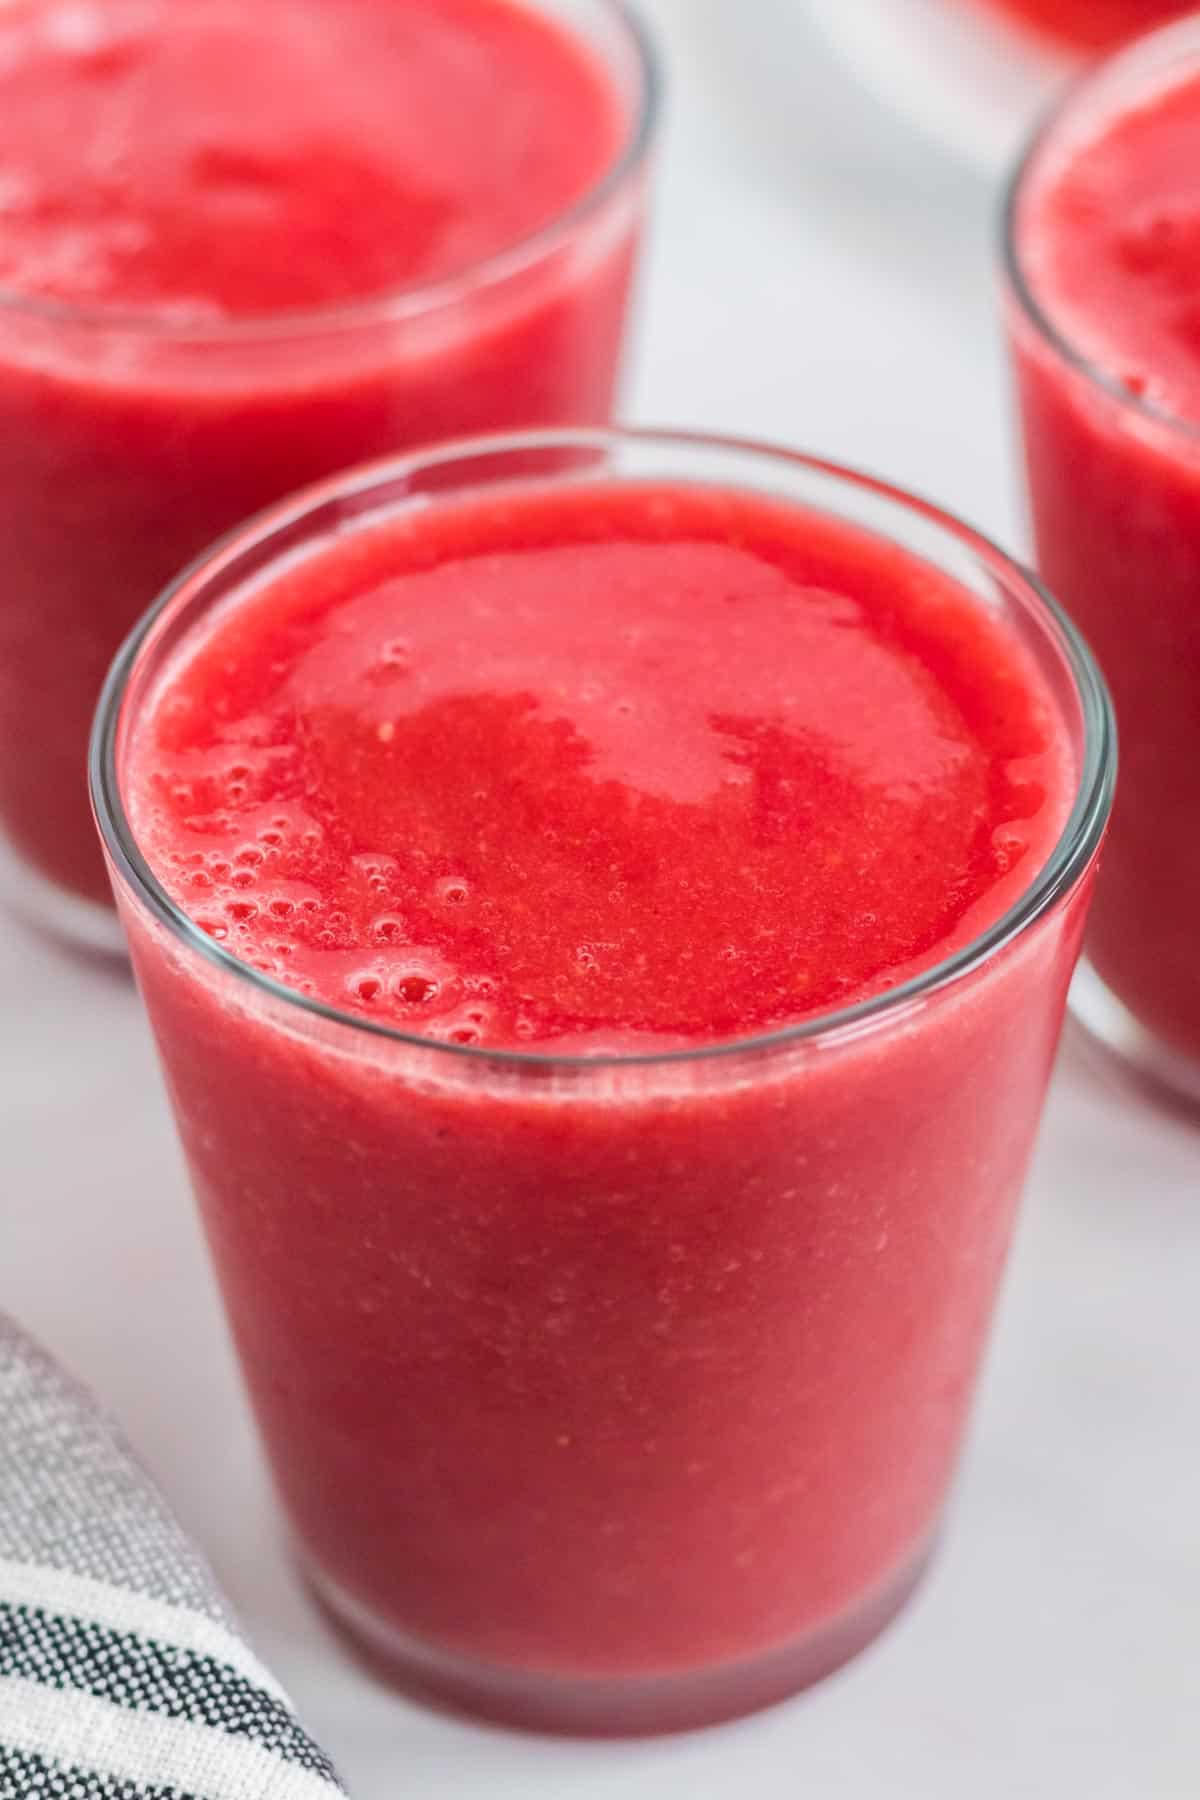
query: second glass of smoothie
[
  {"left": 1005, "top": 15, "right": 1200, "bottom": 1108},
  {"left": 0, "top": 0, "right": 655, "bottom": 947},
  {"left": 93, "top": 428, "right": 1113, "bottom": 1734}
]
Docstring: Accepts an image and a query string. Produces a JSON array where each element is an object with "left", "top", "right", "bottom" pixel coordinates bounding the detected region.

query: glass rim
[
  {"left": 1003, "top": 11, "right": 1200, "bottom": 445},
  {"left": 90, "top": 425, "right": 1117, "bottom": 1073},
  {"left": 0, "top": 0, "right": 659, "bottom": 344}
]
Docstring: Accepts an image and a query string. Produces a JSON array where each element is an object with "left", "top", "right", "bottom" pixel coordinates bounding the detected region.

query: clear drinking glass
[
  {"left": 797, "top": 0, "right": 1070, "bottom": 174},
  {"left": 92, "top": 428, "right": 1114, "bottom": 1734},
  {"left": 0, "top": 0, "right": 657, "bottom": 952},
  {"left": 798, "top": 1, "right": 1190, "bottom": 175},
  {"left": 1004, "top": 15, "right": 1200, "bottom": 1111}
]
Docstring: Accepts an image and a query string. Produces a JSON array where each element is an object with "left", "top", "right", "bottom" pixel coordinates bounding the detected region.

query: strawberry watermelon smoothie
[
  {"left": 965, "top": 0, "right": 1189, "bottom": 54},
  {"left": 95, "top": 434, "right": 1111, "bottom": 1732},
  {"left": 1007, "top": 20, "right": 1200, "bottom": 1091},
  {"left": 0, "top": 0, "right": 651, "bottom": 938}
]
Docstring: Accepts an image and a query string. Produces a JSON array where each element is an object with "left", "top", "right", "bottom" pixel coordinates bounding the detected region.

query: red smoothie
[
  {"left": 97, "top": 436, "right": 1110, "bottom": 1732},
  {"left": 131, "top": 484, "right": 1071, "bottom": 1042},
  {"left": 0, "top": 0, "right": 650, "bottom": 931},
  {"left": 1008, "top": 25, "right": 1200, "bottom": 1088},
  {"left": 966, "top": 0, "right": 1189, "bottom": 54}
]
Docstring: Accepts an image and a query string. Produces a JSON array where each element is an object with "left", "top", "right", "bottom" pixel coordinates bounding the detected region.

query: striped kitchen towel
[{"left": 0, "top": 1314, "right": 346, "bottom": 1800}]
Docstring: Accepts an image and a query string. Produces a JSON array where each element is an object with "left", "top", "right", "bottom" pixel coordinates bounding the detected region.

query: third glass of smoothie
[
  {"left": 963, "top": 0, "right": 1190, "bottom": 56},
  {"left": 0, "top": 0, "right": 654, "bottom": 948},
  {"left": 92, "top": 428, "right": 1113, "bottom": 1734},
  {"left": 1005, "top": 15, "right": 1200, "bottom": 1108}
]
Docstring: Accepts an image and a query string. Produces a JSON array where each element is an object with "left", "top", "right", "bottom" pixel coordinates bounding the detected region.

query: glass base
[
  {"left": 1069, "top": 959, "right": 1200, "bottom": 1122},
  {"left": 303, "top": 1536, "right": 935, "bottom": 1737},
  {"left": 800, "top": 0, "right": 1067, "bottom": 173},
  {"left": 0, "top": 830, "right": 125, "bottom": 961}
]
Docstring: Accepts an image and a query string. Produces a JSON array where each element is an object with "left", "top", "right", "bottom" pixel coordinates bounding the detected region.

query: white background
[{"left": 2, "top": 3, "right": 1198, "bottom": 1794}]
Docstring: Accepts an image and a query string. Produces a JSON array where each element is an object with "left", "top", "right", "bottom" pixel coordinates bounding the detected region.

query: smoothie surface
[
  {"left": 127, "top": 481, "right": 1071, "bottom": 1052},
  {"left": 1019, "top": 64, "right": 1200, "bottom": 423},
  {"left": 0, "top": 0, "right": 622, "bottom": 318}
]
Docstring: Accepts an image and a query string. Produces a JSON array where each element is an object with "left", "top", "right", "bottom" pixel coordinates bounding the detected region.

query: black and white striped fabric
[{"left": 0, "top": 1314, "right": 346, "bottom": 1800}]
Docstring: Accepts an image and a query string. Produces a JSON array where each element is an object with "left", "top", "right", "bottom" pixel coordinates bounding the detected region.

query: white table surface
[{"left": 3, "top": 4, "right": 1197, "bottom": 1794}]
